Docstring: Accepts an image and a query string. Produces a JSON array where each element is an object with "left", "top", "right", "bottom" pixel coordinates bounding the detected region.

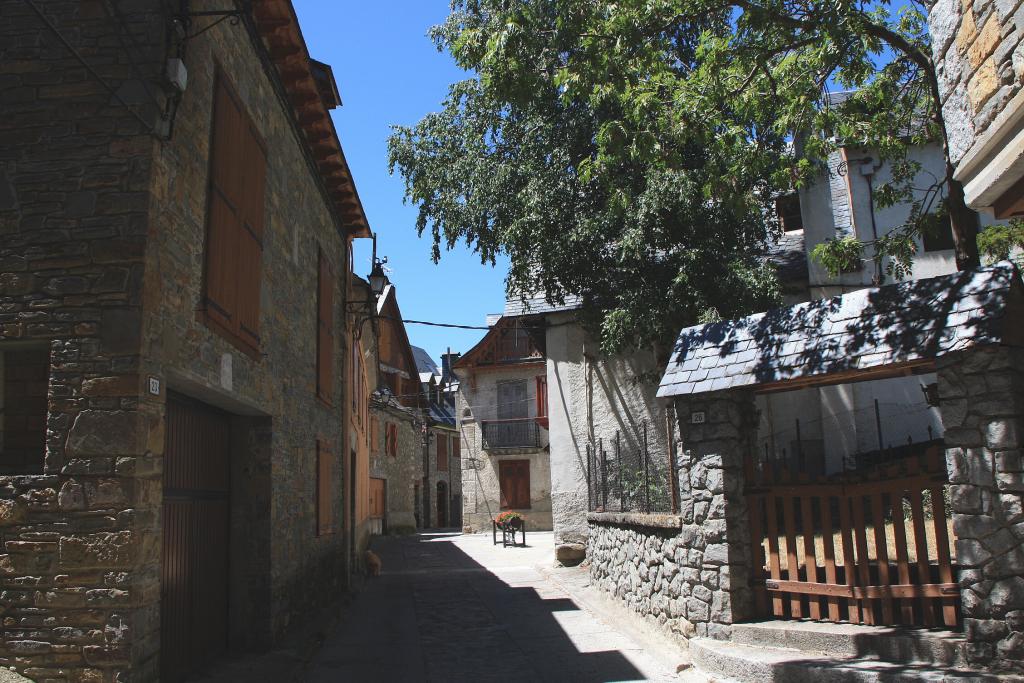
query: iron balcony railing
[{"left": 481, "top": 418, "right": 542, "bottom": 450}]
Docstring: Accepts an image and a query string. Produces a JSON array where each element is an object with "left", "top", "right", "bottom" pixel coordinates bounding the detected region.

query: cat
[{"left": 364, "top": 549, "right": 382, "bottom": 577}]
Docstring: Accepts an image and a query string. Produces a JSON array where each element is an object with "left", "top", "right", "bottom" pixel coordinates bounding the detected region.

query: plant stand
[{"left": 492, "top": 519, "right": 526, "bottom": 547}]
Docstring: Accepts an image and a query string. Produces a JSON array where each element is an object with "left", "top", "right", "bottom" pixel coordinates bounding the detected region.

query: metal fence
[{"left": 585, "top": 421, "right": 676, "bottom": 514}]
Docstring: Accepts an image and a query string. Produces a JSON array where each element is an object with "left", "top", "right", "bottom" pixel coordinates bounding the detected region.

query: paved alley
[{"left": 302, "top": 532, "right": 682, "bottom": 682}]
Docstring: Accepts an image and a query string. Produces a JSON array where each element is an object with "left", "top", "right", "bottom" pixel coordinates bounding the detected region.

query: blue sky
[{"left": 293, "top": 1, "right": 507, "bottom": 364}]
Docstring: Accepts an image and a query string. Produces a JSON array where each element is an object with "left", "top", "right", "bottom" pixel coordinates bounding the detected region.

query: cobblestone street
[{"left": 302, "top": 532, "right": 682, "bottom": 682}]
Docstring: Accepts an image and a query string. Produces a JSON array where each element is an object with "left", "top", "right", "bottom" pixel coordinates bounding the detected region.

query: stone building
[
  {"left": 346, "top": 275, "right": 377, "bottom": 569},
  {"left": 929, "top": 0, "right": 1024, "bottom": 215},
  {"left": 0, "top": 1, "right": 370, "bottom": 680},
  {"left": 455, "top": 317, "right": 553, "bottom": 532},
  {"left": 414, "top": 347, "right": 461, "bottom": 529},
  {"left": 367, "top": 281, "right": 424, "bottom": 534}
]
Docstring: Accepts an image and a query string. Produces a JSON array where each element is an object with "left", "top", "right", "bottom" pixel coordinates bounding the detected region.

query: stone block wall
[
  {"left": 369, "top": 403, "right": 420, "bottom": 533},
  {"left": 0, "top": 0, "right": 163, "bottom": 678},
  {"left": 587, "top": 390, "right": 756, "bottom": 641},
  {"left": 938, "top": 345, "right": 1024, "bottom": 671},
  {"left": 929, "top": 0, "right": 1023, "bottom": 173}
]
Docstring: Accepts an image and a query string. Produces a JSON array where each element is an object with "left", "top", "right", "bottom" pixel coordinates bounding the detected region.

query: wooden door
[
  {"left": 436, "top": 481, "right": 448, "bottom": 527},
  {"left": 369, "top": 477, "right": 386, "bottom": 534},
  {"left": 161, "top": 394, "right": 231, "bottom": 682},
  {"left": 499, "top": 459, "right": 531, "bottom": 509}
]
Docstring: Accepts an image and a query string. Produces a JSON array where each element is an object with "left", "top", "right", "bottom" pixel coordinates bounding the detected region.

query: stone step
[
  {"left": 688, "top": 638, "right": 1003, "bottom": 683},
  {"left": 730, "top": 620, "right": 967, "bottom": 667}
]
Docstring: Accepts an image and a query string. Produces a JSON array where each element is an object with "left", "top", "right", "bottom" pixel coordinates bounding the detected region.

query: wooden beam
[
  {"left": 994, "top": 174, "right": 1024, "bottom": 219},
  {"left": 753, "top": 359, "right": 935, "bottom": 395},
  {"left": 762, "top": 579, "right": 959, "bottom": 600}
]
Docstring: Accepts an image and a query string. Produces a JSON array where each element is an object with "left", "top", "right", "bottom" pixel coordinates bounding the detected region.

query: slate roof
[
  {"left": 411, "top": 345, "right": 439, "bottom": 375},
  {"left": 503, "top": 292, "right": 584, "bottom": 318},
  {"left": 767, "top": 230, "right": 808, "bottom": 284},
  {"left": 658, "top": 263, "right": 1021, "bottom": 398}
]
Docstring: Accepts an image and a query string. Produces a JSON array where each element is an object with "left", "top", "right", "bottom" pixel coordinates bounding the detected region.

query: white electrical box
[{"left": 166, "top": 58, "right": 188, "bottom": 93}]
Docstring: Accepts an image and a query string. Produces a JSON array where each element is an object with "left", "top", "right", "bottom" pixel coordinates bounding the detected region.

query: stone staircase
[{"left": 684, "top": 620, "right": 1010, "bottom": 682}]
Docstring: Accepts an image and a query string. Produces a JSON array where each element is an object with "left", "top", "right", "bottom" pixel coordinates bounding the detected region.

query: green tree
[{"left": 389, "top": 0, "right": 977, "bottom": 353}]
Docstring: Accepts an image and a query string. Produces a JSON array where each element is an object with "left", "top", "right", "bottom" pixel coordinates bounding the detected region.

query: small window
[
  {"left": 1, "top": 345, "right": 49, "bottom": 474},
  {"left": 499, "top": 459, "right": 530, "bottom": 509},
  {"left": 497, "top": 379, "right": 528, "bottom": 420},
  {"left": 535, "top": 375, "right": 548, "bottom": 428},
  {"left": 385, "top": 422, "right": 398, "bottom": 457},
  {"left": 776, "top": 194, "right": 803, "bottom": 232},
  {"left": 923, "top": 221, "right": 956, "bottom": 252},
  {"left": 316, "top": 439, "right": 336, "bottom": 536},
  {"left": 317, "top": 248, "right": 335, "bottom": 403}
]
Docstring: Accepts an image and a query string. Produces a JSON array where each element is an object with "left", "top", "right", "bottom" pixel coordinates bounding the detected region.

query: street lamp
[{"left": 368, "top": 232, "right": 389, "bottom": 297}]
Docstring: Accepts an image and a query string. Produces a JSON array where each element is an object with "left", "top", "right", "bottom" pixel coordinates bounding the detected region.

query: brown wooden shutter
[
  {"left": 499, "top": 460, "right": 530, "bottom": 509},
  {"left": 204, "top": 76, "right": 265, "bottom": 354},
  {"left": 535, "top": 375, "right": 548, "bottom": 422},
  {"left": 316, "top": 439, "right": 335, "bottom": 536},
  {"left": 317, "top": 249, "right": 334, "bottom": 402},
  {"left": 437, "top": 433, "right": 448, "bottom": 472}
]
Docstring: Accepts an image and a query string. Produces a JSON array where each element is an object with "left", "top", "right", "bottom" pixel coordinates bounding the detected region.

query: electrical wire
[{"left": 23, "top": 0, "right": 157, "bottom": 136}]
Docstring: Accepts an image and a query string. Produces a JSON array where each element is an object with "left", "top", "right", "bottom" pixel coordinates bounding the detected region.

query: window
[
  {"left": 316, "top": 439, "right": 336, "bottom": 536},
  {"left": 497, "top": 379, "right": 528, "bottom": 420},
  {"left": 317, "top": 249, "right": 335, "bottom": 403},
  {"left": 499, "top": 459, "right": 530, "bottom": 509},
  {"left": 202, "top": 75, "right": 267, "bottom": 356},
  {"left": 776, "top": 194, "right": 803, "bottom": 232},
  {"left": 535, "top": 375, "right": 548, "bottom": 429},
  {"left": 437, "top": 432, "right": 448, "bottom": 472},
  {"left": 922, "top": 217, "right": 957, "bottom": 252},
  {"left": 369, "top": 415, "right": 379, "bottom": 453},
  {"left": 385, "top": 422, "right": 398, "bottom": 457},
  {"left": 0, "top": 346, "right": 48, "bottom": 474}
]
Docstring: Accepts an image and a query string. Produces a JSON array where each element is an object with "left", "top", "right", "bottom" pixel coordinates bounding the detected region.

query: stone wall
[
  {"left": 938, "top": 345, "right": 1024, "bottom": 671},
  {"left": 142, "top": 1, "right": 350, "bottom": 644},
  {"left": 426, "top": 425, "right": 459, "bottom": 528},
  {"left": 369, "top": 402, "right": 419, "bottom": 533},
  {"left": 929, "top": 0, "right": 1024, "bottom": 210},
  {"left": 587, "top": 390, "right": 756, "bottom": 641},
  {"left": 0, "top": 0, "right": 163, "bottom": 678},
  {"left": 0, "top": 1, "right": 355, "bottom": 679}
]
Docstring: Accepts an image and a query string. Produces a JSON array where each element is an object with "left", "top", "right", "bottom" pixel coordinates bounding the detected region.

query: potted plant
[{"left": 494, "top": 510, "right": 523, "bottom": 529}]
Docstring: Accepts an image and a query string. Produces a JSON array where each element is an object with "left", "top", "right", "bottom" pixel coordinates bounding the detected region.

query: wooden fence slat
[
  {"left": 820, "top": 496, "right": 841, "bottom": 621},
  {"left": 930, "top": 486, "right": 958, "bottom": 627},
  {"left": 838, "top": 495, "right": 860, "bottom": 624},
  {"left": 800, "top": 494, "right": 821, "bottom": 620},
  {"left": 764, "top": 494, "right": 784, "bottom": 617},
  {"left": 908, "top": 489, "right": 936, "bottom": 627},
  {"left": 761, "top": 580, "right": 958, "bottom": 599},
  {"left": 889, "top": 489, "right": 914, "bottom": 624},
  {"left": 852, "top": 494, "right": 874, "bottom": 625},
  {"left": 748, "top": 493, "right": 769, "bottom": 616},
  {"left": 871, "top": 492, "right": 895, "bottom": 624},
  {"left": 783, "top": 495, "right": 802, "bottom": 618}
]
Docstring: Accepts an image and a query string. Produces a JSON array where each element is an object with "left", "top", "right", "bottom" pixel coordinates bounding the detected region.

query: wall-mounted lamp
[
  {"left": 368, "top": 232, "right": 389, "bottom": 297},
  {"left": 921, "top": 382, "right": 940, "bottom": 408}
]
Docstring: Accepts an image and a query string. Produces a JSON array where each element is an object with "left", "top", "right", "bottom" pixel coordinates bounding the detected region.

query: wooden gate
[
  {"left": 745, "top": 444, "right": 959, "bottom": 628},
  {"left": 161, "top": 394, "right": 231, "bottom": 682}
]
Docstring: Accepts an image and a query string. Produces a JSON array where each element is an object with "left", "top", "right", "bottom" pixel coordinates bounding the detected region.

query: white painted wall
[{"left": 545, "top": 314, "right": 668, "bottom": 544}]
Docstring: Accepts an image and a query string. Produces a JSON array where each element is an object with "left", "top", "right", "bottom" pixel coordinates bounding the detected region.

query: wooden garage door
[{"left": 161, "top": 394, "right": 231, "bottom": 683}]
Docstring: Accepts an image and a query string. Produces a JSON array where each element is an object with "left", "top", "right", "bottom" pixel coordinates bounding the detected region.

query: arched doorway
[{"left": 436, "top": 481, "right": 447, "bottom": 528}]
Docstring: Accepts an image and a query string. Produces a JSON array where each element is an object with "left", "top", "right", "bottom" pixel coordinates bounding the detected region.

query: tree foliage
[{"left": 389, "top": 0, "right": 969, "bottom": 353}]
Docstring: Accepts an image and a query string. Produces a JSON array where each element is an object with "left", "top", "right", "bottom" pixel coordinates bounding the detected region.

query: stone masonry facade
[
  {"left": 0, "top": 1, "right": 356, "bottom": 680},
  {"left": 938, "top": 345, "right": 1024, "bottom": 671},
  {"left": 588, "top": 391, "right": 756, "bottom": 643},
  {"left": 369, "top": 401, "right": 420, "bottom": 533},
  {"left": 929, "top": 0, "right": 1023, "bottom": 167}
]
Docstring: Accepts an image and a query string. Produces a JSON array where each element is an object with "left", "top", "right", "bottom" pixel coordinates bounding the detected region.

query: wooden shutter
[
  {"left": 535, "top": 375, "right": 548, "bottom": 428},
  {"left": 499, "top": 460, "right": 530, "bottom": 509},
  {"left": 437, "top": 433, "right": 448, "bottom": 472},
  {"left": 369, "top": 416, "right": 379, "bottom": 452},
  {"left": 316, "top": 440, "right": 335, "bottom": 536},
  {"left": 204, "top": 75, "right": 266, "bottom": 355},
  {"left": 386, "top": 423, "right": 397, "bottom": 457},
  {"left": 317, "top": 249, "right": 335, "bottom": 402}
]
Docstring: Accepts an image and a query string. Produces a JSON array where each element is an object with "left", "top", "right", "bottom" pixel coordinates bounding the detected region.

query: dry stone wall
[
  {"left": 938, "top": 345, "right": 1024, "bottom": 671},
  {"left": 588, "top": 390, "right": 756, "bottom": 642}
]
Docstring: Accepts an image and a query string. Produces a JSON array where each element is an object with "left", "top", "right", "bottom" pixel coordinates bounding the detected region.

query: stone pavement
[{"left": 301, "top": 531, "right": 683, "bottom": 682}]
